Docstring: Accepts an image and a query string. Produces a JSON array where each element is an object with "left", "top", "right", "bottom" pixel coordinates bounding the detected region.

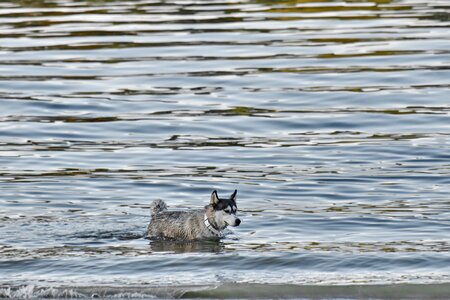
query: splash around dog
[{"left": 146, "top": 190, "right": 241, "bottom": 241}]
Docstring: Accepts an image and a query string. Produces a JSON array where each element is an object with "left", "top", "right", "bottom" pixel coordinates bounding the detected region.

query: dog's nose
[{"left": 235, "top": 218, "right": 241, "bottom": 226}]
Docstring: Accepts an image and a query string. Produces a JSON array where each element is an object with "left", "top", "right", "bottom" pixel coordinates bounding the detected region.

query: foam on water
[{"left": 1, "top": 283, "right": 450, "bottom": 299}]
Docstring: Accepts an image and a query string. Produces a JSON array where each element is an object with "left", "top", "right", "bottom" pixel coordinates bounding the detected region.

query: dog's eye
[{"left": 224, "top": 209, "right": 231, "bottom": 213}]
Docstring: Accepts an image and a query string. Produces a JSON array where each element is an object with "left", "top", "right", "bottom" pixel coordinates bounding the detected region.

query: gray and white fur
[{"left": 147, "top": 190, "right": 240, "bottom": 241}]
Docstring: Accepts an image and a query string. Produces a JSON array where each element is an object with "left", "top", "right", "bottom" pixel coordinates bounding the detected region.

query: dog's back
[{"left": 147, "top": 200, "right": 207, "bottom": 240}]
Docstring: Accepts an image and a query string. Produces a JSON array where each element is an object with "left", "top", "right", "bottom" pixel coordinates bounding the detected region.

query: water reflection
[{"left": 149, "top": 240, "right": 225, "bottom": 254}]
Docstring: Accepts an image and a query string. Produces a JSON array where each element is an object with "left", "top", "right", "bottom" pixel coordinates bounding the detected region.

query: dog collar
[{"left": 204, "top": 214, "right": 222, "bottom": 237}]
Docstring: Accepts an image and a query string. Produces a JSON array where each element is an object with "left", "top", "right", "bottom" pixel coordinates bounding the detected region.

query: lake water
[{"left": 1, "top": 0, "right": 450, "bottom": 298}]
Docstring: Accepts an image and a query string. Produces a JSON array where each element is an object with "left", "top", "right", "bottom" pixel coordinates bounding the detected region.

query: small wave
[
  {"left": 1, "top": 283, "right": 450, "bottom": 299},
  {"left": 0, "top": 285, "right": 189, "bottom": 299},
  {"left": 0, "top": 285, "right": 85, "bottom": 299}
]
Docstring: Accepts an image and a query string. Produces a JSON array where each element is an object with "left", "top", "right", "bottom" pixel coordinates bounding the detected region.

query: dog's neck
[{"left": 204, "top": 214, "right": 223, "bottom": 237}]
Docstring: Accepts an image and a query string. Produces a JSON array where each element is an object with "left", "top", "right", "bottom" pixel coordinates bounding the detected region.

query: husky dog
[{"left": 147, "top": 190, "right": 241, "bottom": 241}]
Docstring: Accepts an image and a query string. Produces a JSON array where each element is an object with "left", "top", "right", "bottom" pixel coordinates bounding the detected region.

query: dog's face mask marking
[{"left": 210, "top": 190, "right": 241, "bottom": 227}]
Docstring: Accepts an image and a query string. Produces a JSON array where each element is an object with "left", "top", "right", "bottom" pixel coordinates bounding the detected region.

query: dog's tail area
[{"left": 150, "top": 199, "right": 167, "bottom": 216}]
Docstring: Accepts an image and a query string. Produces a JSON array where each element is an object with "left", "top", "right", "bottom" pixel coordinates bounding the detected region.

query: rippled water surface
[{"left": 1, "top": 0, "right": 450, "bottom": 298}]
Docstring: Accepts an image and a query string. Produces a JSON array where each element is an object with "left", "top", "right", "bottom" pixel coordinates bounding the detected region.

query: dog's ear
[
  {"left": 210, "top": 190, "right": 220, "bottom": 205},
  {"left": 230, "top": 189, "right": 237, "bottom": 203}
]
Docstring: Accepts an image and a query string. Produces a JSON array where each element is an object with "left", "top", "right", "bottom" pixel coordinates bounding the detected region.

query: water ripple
[{"left": 1, "top": 0, "right": 450, "bottom": 295}]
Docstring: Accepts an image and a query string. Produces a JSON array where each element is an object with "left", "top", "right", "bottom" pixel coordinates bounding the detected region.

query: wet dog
[{"left": 147, "top": 190, "right": 241, "bottom": 241}]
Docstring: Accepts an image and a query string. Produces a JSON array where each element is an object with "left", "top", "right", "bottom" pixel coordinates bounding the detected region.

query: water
[{"left": 1, "top": 0, "right": 450, "bottom": 298}]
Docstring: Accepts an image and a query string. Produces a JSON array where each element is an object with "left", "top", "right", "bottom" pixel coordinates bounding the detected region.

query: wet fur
[{"left": 147, "top": 191, "right": 239, "bottom": 241}]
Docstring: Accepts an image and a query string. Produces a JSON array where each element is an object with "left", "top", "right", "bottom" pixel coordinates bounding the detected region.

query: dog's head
[{"left": 210, "top": 190, "right": 241, "bottom": 227}]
